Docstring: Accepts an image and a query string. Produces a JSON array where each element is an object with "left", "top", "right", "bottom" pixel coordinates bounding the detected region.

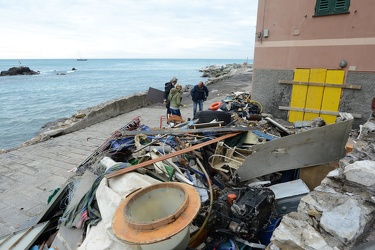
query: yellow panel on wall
[
  {"left": 304, "top": 68, "right": 326, "bottom": 121},
  {"left": 320, "top": 70, "right": 345, "bottom": 124},
  {"left": 289, "top": 69, "right": 309, "bottom": 122}
]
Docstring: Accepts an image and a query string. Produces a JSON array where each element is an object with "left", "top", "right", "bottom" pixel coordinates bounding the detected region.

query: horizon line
[{"left": 0, "top": 57, "right": 254, "bottom": 61}]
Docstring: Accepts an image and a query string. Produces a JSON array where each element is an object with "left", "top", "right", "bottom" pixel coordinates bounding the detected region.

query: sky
[{"left": 0, "top": 0, "right": 258, "bottom": 60}]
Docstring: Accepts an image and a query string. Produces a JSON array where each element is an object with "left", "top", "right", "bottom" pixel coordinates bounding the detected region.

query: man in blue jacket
[{"left": 190, "top": 81, "right": 209, "bottom": 119}]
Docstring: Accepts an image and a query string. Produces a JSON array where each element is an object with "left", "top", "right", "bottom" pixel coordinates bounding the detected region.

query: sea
[{"left": 0, "top": 58, "right": 252, "bottom": 150}]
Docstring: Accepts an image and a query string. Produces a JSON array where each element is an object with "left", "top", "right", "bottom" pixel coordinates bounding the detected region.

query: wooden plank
[
  {"left": 300, "top": 162, "right": 338, "bottom": 190},
  {"left": 289, "top": 69, "right": 309, "bottom": 122},
  {"left": 279, "top": 80, "right": 361, "bottom": 90},
  {"left": 105, "top": 132, "right": 241, "bottom": 179},
  {"left": 304, "top": 68, "right": 326, "bottom": 121},
  {"left": 279, "top": 106, "right": 362, "bottom": 118},
  {"left": 119, "top": 126, "right": 254, "bottom": 136},
  {"left": 188, "top": 121, "right": 224, "bottom": 129},
  {"left": 321, "top": 70, "right": 345, "bottom": 124},
  {"left": 2, "top": 222, "right": 50, "bottom": 250}
]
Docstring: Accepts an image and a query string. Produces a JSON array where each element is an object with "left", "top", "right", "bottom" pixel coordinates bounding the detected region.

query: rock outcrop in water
[{"left": 0, "top": 66, "right": 40, "bottom": 76}]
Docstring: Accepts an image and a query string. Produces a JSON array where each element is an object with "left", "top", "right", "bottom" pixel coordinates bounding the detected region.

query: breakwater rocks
[
  {"left": 0, "top": 66, "right": 40, "bottom": 76},
  {"left": 200, "top": 62, "right": 252, "bottom": 85}
]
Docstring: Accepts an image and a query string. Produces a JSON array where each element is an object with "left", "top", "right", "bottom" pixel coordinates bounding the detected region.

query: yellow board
[
  {"left": 289, "top": 69, "right": 309, "bottom": 122},
  {"left": 304, "top": 68, "right": 326, "bottom": 121},
  {"left": 320, "top": 70, "right": 345, "bottom": 124},
  {"left": 288, "top": 68, "right": 345, "bottom": 124}
]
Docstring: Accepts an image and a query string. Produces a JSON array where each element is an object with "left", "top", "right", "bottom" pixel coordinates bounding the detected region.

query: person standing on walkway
[
  {"left": 191, "top": 81, "right": 209, "bottom": 119},
  {"left": 164, "top": 77, "right": 178, "bottom": 117},
  {"left": 168, "top": 84, "right": 186, "bottom": 117}
]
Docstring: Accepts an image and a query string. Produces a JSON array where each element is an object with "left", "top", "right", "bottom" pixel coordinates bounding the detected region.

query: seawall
[{"left": 20, "top": 92, "right": 152, "bottom": 148}]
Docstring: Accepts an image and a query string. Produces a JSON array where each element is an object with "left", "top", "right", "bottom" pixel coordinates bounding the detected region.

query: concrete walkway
[{"left": 0, "top": 74, "right": 251, "bottom": 237}]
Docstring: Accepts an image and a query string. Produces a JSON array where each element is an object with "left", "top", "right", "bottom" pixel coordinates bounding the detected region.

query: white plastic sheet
[{"left": 78, "top": 172, "right": 161, "bottom": 250}]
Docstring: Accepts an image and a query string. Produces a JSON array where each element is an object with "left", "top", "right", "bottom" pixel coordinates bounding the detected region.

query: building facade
[{"left": 252, "top": 0, "right": 375, "bottom": 127}]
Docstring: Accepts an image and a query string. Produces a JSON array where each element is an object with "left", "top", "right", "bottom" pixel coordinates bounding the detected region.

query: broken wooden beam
[
  {"left": 120, "top": 126, "right": 254, "bottom": 136},
  {"left": 188, "top": 121, "right": 225, "bottom": 129},
  {"left": 279, "top": 80, "right": 362, "bottom": 90},
  {"left": 106, "top": 132, "right": 241, "bottom": 179},
  {"left": 279, "top": 106, "right": 362, "bottom": 119}
]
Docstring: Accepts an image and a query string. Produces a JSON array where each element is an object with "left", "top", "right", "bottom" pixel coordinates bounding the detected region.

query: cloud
[{"left": 0, "top": 0, "right": 258, "bottom": 59}]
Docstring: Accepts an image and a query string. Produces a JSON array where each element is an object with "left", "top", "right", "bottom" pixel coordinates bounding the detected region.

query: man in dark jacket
[
  {"left": 164, "top": 77, "right": 178, "bottom": 116},
  {"left": 190, "top": 81, "right": 209, "bottom": 119}
]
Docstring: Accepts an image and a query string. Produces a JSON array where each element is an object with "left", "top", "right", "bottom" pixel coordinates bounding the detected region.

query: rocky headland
[{"left": 200, "top": 62, "right": 252, "bottom": 85}]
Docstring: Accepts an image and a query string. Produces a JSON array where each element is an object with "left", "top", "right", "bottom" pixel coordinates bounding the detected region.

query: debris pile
[
  {"left": 215, "top": 92, "right": 263, "bottom": 121},
  {"left": 14, "top": 94, "right": 375, "bottom": 250},
  {"left": 58, "top": 114, "right": 287, "bottom": 249}
]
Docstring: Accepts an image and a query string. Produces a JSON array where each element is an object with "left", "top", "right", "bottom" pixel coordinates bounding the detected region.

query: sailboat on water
[{"left": 76, "top": 48, "right": 87, "bottom": 61}]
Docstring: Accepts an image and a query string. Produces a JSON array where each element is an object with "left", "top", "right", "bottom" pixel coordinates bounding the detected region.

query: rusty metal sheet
[{"left": 236, "top": 119, "right": 353, "bottom": 182}]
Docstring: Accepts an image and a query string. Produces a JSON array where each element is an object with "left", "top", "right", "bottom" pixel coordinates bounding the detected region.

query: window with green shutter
[{"left": 314, "top": 0, "right": 350, "bottom": 16}]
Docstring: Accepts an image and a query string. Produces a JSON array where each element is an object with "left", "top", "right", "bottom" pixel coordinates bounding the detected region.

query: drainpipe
[{"left": 258, "top": 0, "right": 267, "bottom": 43}]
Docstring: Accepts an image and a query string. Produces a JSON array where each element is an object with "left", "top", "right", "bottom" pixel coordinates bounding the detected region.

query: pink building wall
[{"left": 254, "top": 0, "right": 375, "bottom": 71}]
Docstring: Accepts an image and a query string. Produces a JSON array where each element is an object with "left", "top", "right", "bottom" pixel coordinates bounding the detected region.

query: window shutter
[
  {"left": 333, "top": 0, "right": 350, "bottom": 14},
  {"left": 316, "top": 0, "right": 331, "bottom": 15},
  {"left": 315, "top": 0, "right": 350, "bottom": 16}
]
